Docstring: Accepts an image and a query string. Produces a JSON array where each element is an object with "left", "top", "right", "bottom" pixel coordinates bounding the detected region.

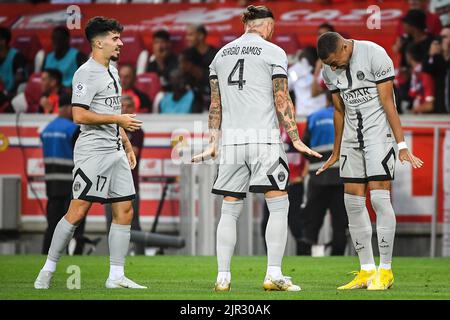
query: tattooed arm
[
  {"left": 191, "top": 77, "right": 221, "bottom": 162},
  {"left": 273, "top": 76, "right": 322, "bottom": 158}
]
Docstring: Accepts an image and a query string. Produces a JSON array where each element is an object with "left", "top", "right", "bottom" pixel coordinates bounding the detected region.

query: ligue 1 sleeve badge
[
  {"left": 74, "top": 82, "right": 87, "bottom": 97},
  {"left": 0, "top": 133, "right": 9, "bottom": 152}
]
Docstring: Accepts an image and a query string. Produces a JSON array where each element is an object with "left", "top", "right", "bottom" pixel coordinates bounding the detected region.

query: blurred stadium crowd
[{"left": 0, "top": 0, "right": 449, "bottom": 116}]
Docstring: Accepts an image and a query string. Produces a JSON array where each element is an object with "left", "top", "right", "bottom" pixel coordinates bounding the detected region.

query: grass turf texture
[{"left": 0, "top": 255, "right": 449, "bottom": 300}]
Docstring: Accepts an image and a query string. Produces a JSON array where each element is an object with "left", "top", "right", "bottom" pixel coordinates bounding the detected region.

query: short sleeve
[
  {"left": 71, "top": 70, "right": 96, "bottom": 109},
  {"left": 322, "top": 69, "right": 339, "bottom": 93},
  {"left": 270, "top": 47, "right": 288, "bottom": 79},
  {"left": 209, "top": 54, "right": 218, "bottom": 80},
  {"left": 371, "top": 47, "right": 395, "bottom": 84}
]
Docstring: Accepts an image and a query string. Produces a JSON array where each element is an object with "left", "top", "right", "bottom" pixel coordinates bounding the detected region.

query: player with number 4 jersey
[{"left": 192, "top": 5, "right": 322, "bottom": 292}]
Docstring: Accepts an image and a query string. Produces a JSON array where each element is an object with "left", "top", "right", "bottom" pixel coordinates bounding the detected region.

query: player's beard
[{"left": 110, "top": 54, "right": 119, "bottom": 62}]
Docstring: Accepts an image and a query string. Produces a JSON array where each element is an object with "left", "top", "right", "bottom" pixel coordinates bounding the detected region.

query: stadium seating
[
  {"left": 219, "top": 34, "right": 239, "bottom": 48},
  {"left": 11, "top": 34, "right": 44, "bottom": 74},
  {"left": 117, "top": 33, "right": 149, "bottom": 73},
  {"left": 135, "top": 72, "right": 162, "bottom": 104},
  {"left": 272, "top": 34, "right": 300, "bottom": 56},
  {"left": 170, "top": 32, "right": 187, "bottom": 54},
  {"left": 70, "top": 35, "right": 91, "bottom": 56},
  {"left": 22, "top": 72, "right": 42, "bottom": 113}
]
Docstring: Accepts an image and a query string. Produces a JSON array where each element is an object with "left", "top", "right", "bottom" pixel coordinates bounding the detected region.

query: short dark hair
[
  {"left": 318, "top": 23, "right": 335, "bottom": 32},
  {"left": 0, "top": 27, "right": 11, "bottom": 44},
  {"left": 181, "top": 47, "right": 202, "bottom": 67},
  {"left": 317, "top": 32, "right": 342, "bottom": 61},
  {"left": 43, "top": 68, "right": 63, "bottom": 86},
  {"left": 444, "top": 24, "right": 450, "bottom": 29},
  {"left": 402, "top": 9, "right": 427, "bottom": 31},
  {"left": 299, "top": 46, "right": 318, "bottom": 69},
  {"left": 406, "top": 43, "right": 425, "bottom": 63},
  {"left": 52, "top": 26, "right": 70, "bottom": 39},
  {"left": 85, "top": 16, "right": 123, "bottom": 44},
  {"left": 194, "top": 24, "right": 207, "bottom": 37},
  {"left": 119, "top": 63, "right": 136, "bottom": 75},
  {"left": 241, "top": 5, "right": 274, "bottom": 24},
  {"left": 153, "top": 29, "right": 171, "bottom": 41}
]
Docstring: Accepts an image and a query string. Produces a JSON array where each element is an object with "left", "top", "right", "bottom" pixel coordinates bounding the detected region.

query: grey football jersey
[
  {"left": 72, "top": 58, "right": 122, "bottom": 154},
  {"left": 322, "top": 40, "right": 395, "bottom": 148},
  {"left": 210, "top": 32, "right": 288, "bottom": 145}
]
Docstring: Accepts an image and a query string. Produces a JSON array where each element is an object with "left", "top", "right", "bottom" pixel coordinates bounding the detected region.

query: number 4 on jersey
[{"left": 228, "top": 59, "right": 246, "bottom": 90}]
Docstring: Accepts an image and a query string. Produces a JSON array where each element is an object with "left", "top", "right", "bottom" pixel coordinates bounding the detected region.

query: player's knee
[
  {"left": 65, "top": 210, "right": 87, "bottom": 226},
  {"left": 121, "top": 205, "right": 134, "bottom": 223},
  {"left": 221, "top": 199, "right": 243, "bottom": 220},
  {"left": 343, "top": 193, "right": 366, "bottom": 215},
  {"left": 370, "top": 190, "right": 396, "bottom": 225},
  {"left": 266, "top": 194, "right": 289, "bottom": 215}
]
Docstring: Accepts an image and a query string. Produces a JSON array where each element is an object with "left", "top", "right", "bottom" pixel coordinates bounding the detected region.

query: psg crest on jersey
[{"left": 357, "top": 71, "right": 365, "bottom": 80}]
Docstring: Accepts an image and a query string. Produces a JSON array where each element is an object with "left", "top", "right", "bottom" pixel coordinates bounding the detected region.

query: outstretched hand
[
  {"left": 316, "top": 153, "right": 339, "bottom": 176},
  {"left": 293, "top": 140, "right": 322, "bottom": 159},
  {"left": 191, "top": 144, "right": 218, "bottom": 163},
  {"left": 399, "top": 149, "right": 423, "bottom": 169}
]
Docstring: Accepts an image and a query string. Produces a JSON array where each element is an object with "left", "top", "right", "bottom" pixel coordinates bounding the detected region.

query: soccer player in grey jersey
[
  {"left": 317, "top": 32, "right": 423, "bottom": 290},
  {"left": 192, "top": 5, "right": 322, "bottom": 292},
  {"left": 34, "top": 17, "right": 146, "bottom": 290}
]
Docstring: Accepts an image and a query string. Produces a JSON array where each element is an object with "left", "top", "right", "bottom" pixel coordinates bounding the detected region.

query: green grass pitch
[{"left": 0, "top": 255, "right": 449, "bottom": 300}]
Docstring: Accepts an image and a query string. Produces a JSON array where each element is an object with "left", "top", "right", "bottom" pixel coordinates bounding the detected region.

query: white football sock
[
  {"left": 266, "top": 266, "right": 283, "bottom": 279},
  {"left": 361, "top": 264, "right": 376, "bottom": 271},
  {"left": 265, "top": 195, "right": 289, "bottom": 277},
  {"left": 109, "top": 265, "right": 124, "bottom": 281},
  {"left": 47, "top": 217, "right": 77, "bottom": 265},
  {"left": 344, "top": 194, "right": 375, "bottom": 269},
  {"left": 109, "top": 223, "right": 131, "bottom": 280},
  {"left": 217, "top": 271, "right": 231, "bottom": 282},
  {"left": 370, "top": 190, "right": 396, "bottom": 268},
  {"left": 216, "top": 199, "right": 243, "bottom": 273},
  {"left": 42, "top": 258, "right": 57, "bottom": 273},
  {"left": 379, "top": 263, "right": 392, "bottom": 270}
]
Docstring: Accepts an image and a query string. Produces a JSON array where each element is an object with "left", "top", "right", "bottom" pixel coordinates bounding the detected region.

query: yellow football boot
[
  {"left": 367, "top": 268, "right": 394, "bottom": 290},
  {"left": 337, "top": 269, "right": 377, "bottom": 290},
  {"left": 214, "top": 279, "right": 231, "bottom": 292},
  {"left": 263, "top": 276, "right": 301, "bottom": 292}
]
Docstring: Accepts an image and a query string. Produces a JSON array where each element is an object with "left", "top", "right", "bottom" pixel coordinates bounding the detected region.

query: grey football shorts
[
  {"left": 212, "top": 143, "right": 290, "bottom": 198},
  {"left": 339, "top": 142, "right": 396, "bottom": 183},
  {"left": 72, "top": 150, "right": 135, "bottom": 203}
]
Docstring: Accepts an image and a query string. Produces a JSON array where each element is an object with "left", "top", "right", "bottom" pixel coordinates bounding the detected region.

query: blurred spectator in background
[
  {"left": 40, "top": 96, "right": 86, "bottom": 255},
  {"left": 394, "top": 9, "right": 435, "bottom": 112},
  {"left": 288, "top": 46, "right": 326, "bottom": 117},
  {"left": 146, "top": 29, "right": 179, "bottom": 89},
  {"left": 185, "top": 24, "right": 218, "bottom": 72},
  {"left": 39, "top": 68, "right": 70, "bottom": 114},
  {"left": 423, "top": 24, "right": 450, "bottom": 114},
  {"left": 119, "top": 64, "right": 152, "bottom": 113},
  {"left": 179, "top": 47, "right": 208, "bottom": 112},
  {"left": 43, "top": 26, "right": 87, "bottom": 88},
  {"left": 312, "top": 23, "right": 335, "bottom": 98},
  {"left": 159, "top": 69, "right": 195, "bottom": 114},
  {"left": 398, "top": 9, "right": 435, "bottom": 68},
  {"left": 407, "top": 43, "right": 435, "bottom": 113},
  {"left": 298, "top": 92, "right": 348, "bottom": 256},
  {"left": 317, "top": 22, "right": 335, "bottom": 37},
  {"left": 105, "top": 95, "right": 145, "bottom": 255},
  {"left": 0, "top": 27, "right": 27, "bottom": 99},
  {"left": 394, "top": 0, "right": 442, "bottom": 42}
]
